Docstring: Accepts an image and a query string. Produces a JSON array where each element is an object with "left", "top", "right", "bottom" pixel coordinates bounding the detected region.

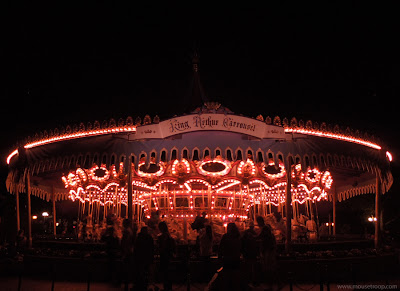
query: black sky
[{"left": 1, "top": 2, "right": 398, "bottom": 165}]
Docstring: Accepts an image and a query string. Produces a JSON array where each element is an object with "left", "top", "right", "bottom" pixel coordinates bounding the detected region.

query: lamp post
[{"left": 42, "top": 212, "right": 49, "bottom": 235}]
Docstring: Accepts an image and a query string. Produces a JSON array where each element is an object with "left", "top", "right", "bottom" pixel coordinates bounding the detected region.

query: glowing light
[
  {"left": 386, "top": 151, "right": 393, "bottom": 162},
  {"left": 321, "top": 171, "right": 333, "bottom": 189},
  {"left": 32, "top": 215, "right": 38, "bottom": 220},
  {"left": 26, "top": 126, "right": 136, "bottom": 149},
  {"left": 6, "top": 149, "right": 18, "bottom": 164},
  {"left": 76, "top": 168, "right": 88, "bottom": 182},
  {"left": 261, "top": 162, "right": 286, "bottom": 179},
  {"left": 61, "top": 158, "right": 334, "bottom": 218},
  {"left": 6, "top": 126, "right": 136, "bottom": 164},
  {"left": 305, "top": 168, "right": 321, "bottom": 183},
  {"left": 237, "top": 159, "right": 256, "bottom": 176},
  {"left": 137, "top": 161, "right": 165, "bottom": 178},
  {"left": 171, "top": 159, "right": 191, "bottom": 175},
  {"left": 284, "top": 128, "right": 381, "bottom": 150},
  {"left": 215, "top": 180, "right": 241, "bottom": 192},
  {"left": 66, "top": 173, "right": 78, "bottom": 187},
  {"left": 64, "top": 164, "right": 129, "bottom": 206},
  {"left": 42, "top": 212, "right": 49, "bottom": 217},
  {"left": 89, "top": 165, "right": 110, "bottom": 182},
  {"left": 184, "top": 182, "right": 192, "bottom": 192},
  {"left": 197, "top": 158, "right": 231, "bottom": 177}
]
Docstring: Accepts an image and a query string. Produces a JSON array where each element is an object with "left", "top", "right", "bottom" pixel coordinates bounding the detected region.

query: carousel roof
[{"left": 5, "top": 101, "right": 393, "bottom": 203}]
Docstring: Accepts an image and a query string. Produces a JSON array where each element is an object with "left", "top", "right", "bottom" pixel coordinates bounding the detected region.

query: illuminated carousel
[
  {"left": 62, "top": 144, "right": 333, "bottom": 219},
  {"left": 5, "top": 100, "right": 393, "bottom": 249},
  {"left": 3, "top": 54, "right": 393, "bottom": 249}
]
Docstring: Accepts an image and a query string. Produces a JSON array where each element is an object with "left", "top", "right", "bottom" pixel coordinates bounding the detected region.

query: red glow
[
  {"left": 386, "top": 151, "right": 393, "bottom": 162},
  {"left": 6, "top": 149, "right": 18, "bottom": 165},
  {"left": 284, "top": 128, "right": 382, "bottom": 150},
  {"left": 6, "top": 126, "right": 136, "bottom": 164}
]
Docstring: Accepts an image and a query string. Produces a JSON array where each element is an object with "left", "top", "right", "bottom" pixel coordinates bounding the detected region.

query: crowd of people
[
  {"left": 100, "top": 214, "right": 176, "bottom": 290},
  {"left": 98, "top": 212, "right": 277, "bottom": 290},
  {"left": 215, "top": 216, "right": 277, "bottom": 290},
  {"left": 11, "top": 212, "right": 278, "bottom": 290}
]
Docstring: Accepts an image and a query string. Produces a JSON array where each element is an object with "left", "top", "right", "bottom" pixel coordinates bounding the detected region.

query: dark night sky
[
  {"left": 1, "top": 3, "right": 398, "bottom": 170},
  {"left": 1, "top": 2, "right": 400, "bottom": 237}
]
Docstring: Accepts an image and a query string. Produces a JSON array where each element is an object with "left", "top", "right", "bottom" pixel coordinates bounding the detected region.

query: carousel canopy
[{"left": 5, "top": 102, "right": 393, "bottom": 207}]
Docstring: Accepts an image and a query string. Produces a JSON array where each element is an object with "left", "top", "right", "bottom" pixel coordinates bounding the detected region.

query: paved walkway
[{"left": 1, "top": 276, "right": 399, "bottom": 291}]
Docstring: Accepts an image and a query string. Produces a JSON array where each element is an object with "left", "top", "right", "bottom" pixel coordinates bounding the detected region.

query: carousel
[
  {"left": 5, "top": 99, "right": 393, "bottom": 250},
  {"left": 4, "top": 54, "right": 393, "bottom": 251}
]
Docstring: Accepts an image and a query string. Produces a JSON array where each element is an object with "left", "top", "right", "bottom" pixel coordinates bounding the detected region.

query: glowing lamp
[
  {"left": 42, "top": 212, "right": 49, "bottom": 217},
  {"left": 32, "top": 215, "right": 38, "bottom": 220}
]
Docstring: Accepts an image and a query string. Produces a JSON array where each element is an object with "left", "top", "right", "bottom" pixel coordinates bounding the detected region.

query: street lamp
[
  {"left": 42, "top": 212, "right": 49, "bottom": 217},
  {"left": 368, "top": 216, "right": 377, "bottom": 222},
  {"left": 325, "top": 222, "right": 334, "bottom": 235}
]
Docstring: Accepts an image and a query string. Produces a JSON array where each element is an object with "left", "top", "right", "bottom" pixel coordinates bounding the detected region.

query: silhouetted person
[
  {"left": 101, "top": 217, "right": 120, "bottom": 285},
  {"left": 158, "top": 221, "right": 175, "bottom": 291},
  {"left": 16, "top": 229, "right": 27, "bottom": 253},
  {"left": 199, "top": 224, "right": 213, "bottom": 257},
  {"left": 241, "top": 222, "right": 258, "bottom": 286},
  {"left": 121, "top": 219, "right": 134, "bottom": 289},
  {"left": 199, "top": 224, "right": 213, "bottom": 282},
  {"left": 121, "top": 219, "right": 134, "bottom": 258},
  {"left": 256, "top": 216, "right": 277, "bottom": 288},
  {"left": 218, "top": 223, "right": 241, "bottom": 291},
  {"left": 134, "top": 227, "right": 154, "bottom": 291},
  {"left": 191, "top": 211, "right": 207, "bottom": 231}
]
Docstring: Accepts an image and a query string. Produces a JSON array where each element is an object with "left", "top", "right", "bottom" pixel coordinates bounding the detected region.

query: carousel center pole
[
  {"left": 127, "top": 156, "right": 133, "bottom": 224},
  {"left": 285, "top": 158, "right": 292, "bottom": 253},
  {"left": 375, "top": 170, "right": 381, "bottom": 249}
]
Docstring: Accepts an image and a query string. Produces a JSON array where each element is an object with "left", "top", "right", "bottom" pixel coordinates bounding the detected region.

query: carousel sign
[{"left": 135, "top": 113, "right": 285, "bottom": 139}]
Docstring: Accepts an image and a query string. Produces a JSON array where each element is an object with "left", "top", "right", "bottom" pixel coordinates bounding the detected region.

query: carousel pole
[
  {"left": 375, "top": 170, "right": 381, "bottom": 248},
  {"left": 25, "top": 169, "right": 32, "bottom": 248},
  {"left": 278, "top": 187, "right": 282, "bottom": 216},
  {"left": 127, "top": 156, "right": 133, "bottom": 224},
  {"left": 333, "top": 189, "right": 336, "bottom": 237},
  {"left": 269, "top": 200, "right": 272, "bottom": 215},
  {"left": 208, "top": 184, "right": 212, "bottom": 214},
  {"left": 15, "top": 183, "right": 20, "bottom": 232},
  {"left": 52, "top": 186, "right": 57, "bottom": 238},
  {"left": 285, "top": 158, "right": 292, "bottom": 253},
  {"left": 202, "top": 189, "right": 205, "bottom": 211},
  {"left": 259, "top": 185, "right": 263, "bottom": 216}
]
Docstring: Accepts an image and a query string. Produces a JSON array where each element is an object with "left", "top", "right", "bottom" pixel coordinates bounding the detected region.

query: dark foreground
[
  {"left": 1, "top": 277, "right": 399, "bottom": 291},
  {"left": 0, "top": 240, "right": 399, "bottom": 290}
]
